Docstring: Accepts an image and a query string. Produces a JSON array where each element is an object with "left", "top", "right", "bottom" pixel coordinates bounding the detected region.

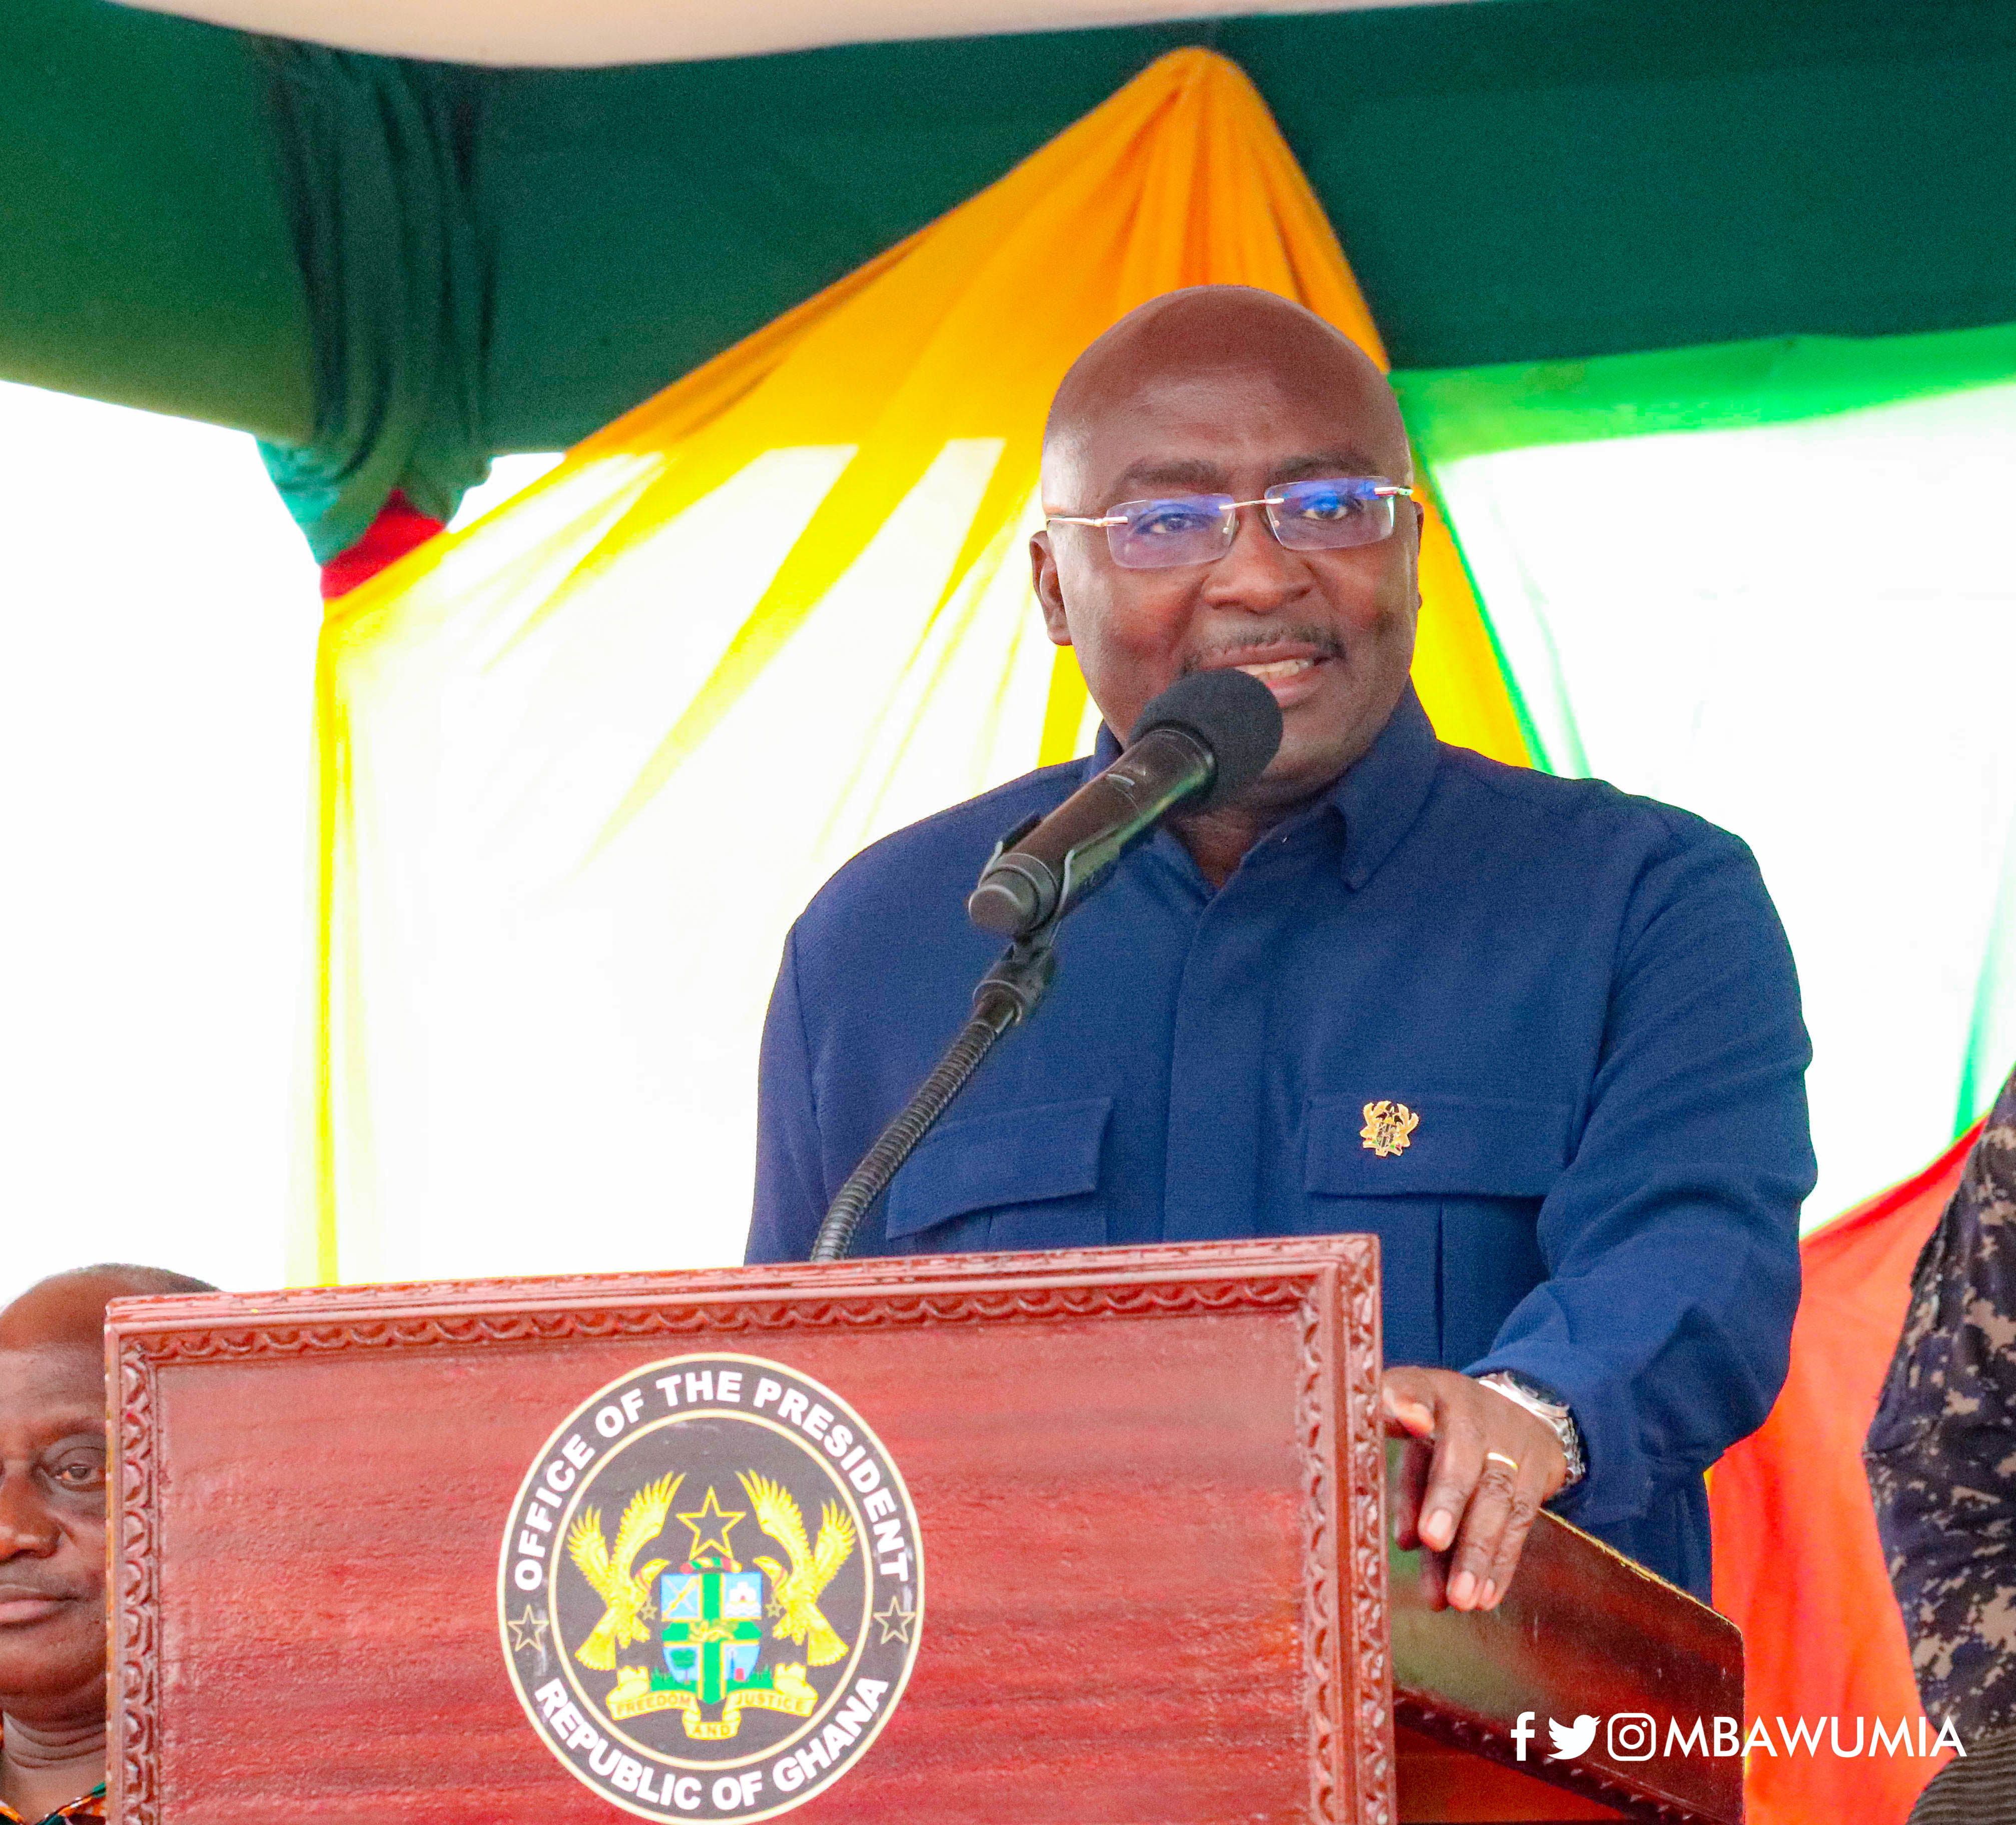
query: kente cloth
[
  {"left": 0, "top": 1780, "right": 107, "bottom": 1823},
  {"left": 1906, "top": 1724, "right": 2016, "bottom": 1823},
  {"left": 749, "top": 685, "right": 1815, "bottom": 1596},
  {"left": 1869, "top": 1062, "right": 2016, "bottom": 1739}
]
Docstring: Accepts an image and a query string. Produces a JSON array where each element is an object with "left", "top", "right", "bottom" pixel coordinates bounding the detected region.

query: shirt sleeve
[
  {"left": 745, "top": 925, "right": 828, "bottom": 1264},
  {"left": 1465, "top": 816, "right": 1815, "bottom": 1531}
]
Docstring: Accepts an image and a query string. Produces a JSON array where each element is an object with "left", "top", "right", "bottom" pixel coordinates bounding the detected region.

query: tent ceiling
[
  {"left": 114, "top": 0, "right": 1485, "bottom": 68},
  {"left": 10, "top": 0, "right": 2014, "bottom": 455}
]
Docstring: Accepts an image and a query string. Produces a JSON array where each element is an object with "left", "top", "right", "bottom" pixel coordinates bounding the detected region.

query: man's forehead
[
  {"left": 1049, "top": 404, "right": 1405, "bottom": 509},
  {"left": 1046, "top": 345, "right": 1409, "bottom": 506},
  {"left": 0, "top": 1267, "right": 185, "bottom": 1351},
  {"left": 0, "top": 1342, "right": 106, "bottom": 1435}
]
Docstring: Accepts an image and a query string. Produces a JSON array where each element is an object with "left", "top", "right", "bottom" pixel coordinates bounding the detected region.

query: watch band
[{"left": 1475, "top": 1370, "right": 1587, "bottom": 1487}]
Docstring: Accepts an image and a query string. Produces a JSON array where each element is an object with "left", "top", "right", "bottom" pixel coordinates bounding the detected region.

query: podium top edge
[{"left": 102, "top": 1235, "right": 1378, "bottom": 1336}]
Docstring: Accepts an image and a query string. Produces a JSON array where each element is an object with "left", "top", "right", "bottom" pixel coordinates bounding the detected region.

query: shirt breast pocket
[
  {"left": 885, "top": 1095, "right": 1112, "bottom": 1254},
  {"left": 1303, "top": 1092, "right": 1571, "bottom": 1369}
]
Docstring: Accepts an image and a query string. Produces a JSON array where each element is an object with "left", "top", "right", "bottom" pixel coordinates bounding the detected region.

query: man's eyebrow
[
  {"left": 1269, "top": 449, "right": 1388, "bottom": 481},
  {"left": 1109, "top": 456, "right": 1228, "bottom": 496},
  {"left": 23, "top": 1413, "right": 107, "bottom": 1445},
  {"left": 1107, "top": 448, "right": 1393, "bottom": 498}
]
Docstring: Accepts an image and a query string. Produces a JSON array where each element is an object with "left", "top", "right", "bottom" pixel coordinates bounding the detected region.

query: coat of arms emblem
[
  {"left": 500, "top": 1353, "right": 922, "bottom": 1821},
  {"left": 1360, "top": 1099, "right": 1420, "bottom": 1157}
]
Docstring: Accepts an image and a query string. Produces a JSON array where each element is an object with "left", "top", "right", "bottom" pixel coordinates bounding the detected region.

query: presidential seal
[{"left": 499, "top": 1353, "right": 923, "bottom": 1821}]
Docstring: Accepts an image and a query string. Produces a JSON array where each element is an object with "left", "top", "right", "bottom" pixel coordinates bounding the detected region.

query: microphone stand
[
  {"left": 804, "top": 670, "right": 1275, "bottom": 1264},
  {"left": 808, "top": 930, "right": 1058, "bottom": 1263}
]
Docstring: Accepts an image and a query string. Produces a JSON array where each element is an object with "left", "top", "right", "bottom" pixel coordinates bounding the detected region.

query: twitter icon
[{"left": 1548, "top": 1715, "right": 1600, "bottom": 1762}]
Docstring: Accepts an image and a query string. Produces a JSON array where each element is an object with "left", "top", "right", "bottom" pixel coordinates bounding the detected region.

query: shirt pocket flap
[
  {"left": 1305, "top": 1093, "right": 1571, "bottom": 1198},
  {"left": 886, "top": 1096, "right": 1112, "bottom": 1239}
]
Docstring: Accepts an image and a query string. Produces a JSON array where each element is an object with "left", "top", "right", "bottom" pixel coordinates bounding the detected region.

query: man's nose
[
  {"left": 0, "top": 1465, "right": 61, "bottom": 1557},
  {"left": 1200, "top": 503, "right": 1308, "bottom": 611}
]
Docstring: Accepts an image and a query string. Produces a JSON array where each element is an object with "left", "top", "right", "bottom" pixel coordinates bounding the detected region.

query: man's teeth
[{"left": 1234, "top": 656, "right": 1318, "bottom": 680}]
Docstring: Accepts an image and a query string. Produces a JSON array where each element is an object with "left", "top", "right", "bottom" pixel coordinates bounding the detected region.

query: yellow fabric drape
[{"left": 301, "top": 49, "right": 1528, "bottom": 1284}]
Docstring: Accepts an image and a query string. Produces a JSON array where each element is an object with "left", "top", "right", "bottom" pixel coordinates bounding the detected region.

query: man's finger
[
  {"left": 1382, "top": 1379, "right": 1436, "bottom": 1440},
  {"left": 1481, "top": 1462, "right": 1550, "bottom": 1609},
  {"left": 1446, "top": 1446, "right": 1523, "bottom": 1609},
  {"left": 1416, "top": 1401, "right": 1486, "bottom": 1560},
  {"left": 1396, "top": 1433, "right": 1433, "bottom": 1551}
]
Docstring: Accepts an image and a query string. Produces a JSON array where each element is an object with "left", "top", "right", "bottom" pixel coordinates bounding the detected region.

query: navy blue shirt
[{"left": 749, "top": 686, "right": 1814, "bottom": 1597}]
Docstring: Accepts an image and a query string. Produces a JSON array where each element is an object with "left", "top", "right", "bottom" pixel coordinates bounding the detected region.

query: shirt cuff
[{"left": 1465, "top": 1343, "right": 1650, "bottom": 1528}]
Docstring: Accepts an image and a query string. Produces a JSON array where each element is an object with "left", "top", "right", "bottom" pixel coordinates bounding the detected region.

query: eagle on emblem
[
  {"left": 1360, "top": 1099, "right": 1420, "bottom": 1158},
  {"left": 566, "top": 1473, "right": 683, "bottom": 1670},
  {"left": 739, "top": 1471, "right": 857, "bottom": 1666}
]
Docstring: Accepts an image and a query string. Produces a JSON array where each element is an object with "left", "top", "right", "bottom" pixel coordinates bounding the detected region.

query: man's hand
[{"left": 1382, "top": 1366, "right": 1568, "bottom": 1612}]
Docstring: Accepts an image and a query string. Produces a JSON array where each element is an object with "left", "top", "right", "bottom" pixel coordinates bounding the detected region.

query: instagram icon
[{"left": 1608, "top": 1713, "right": 1656, "bottom": 1762}]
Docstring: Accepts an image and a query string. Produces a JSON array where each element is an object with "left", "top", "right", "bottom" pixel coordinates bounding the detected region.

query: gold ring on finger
[{"left": 1485, "top": 1450, "right": 1520, "bottom": 1472}]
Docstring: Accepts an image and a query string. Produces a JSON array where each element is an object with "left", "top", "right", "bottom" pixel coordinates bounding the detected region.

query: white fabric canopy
[
  {"left": 115, "top": 0, "right": 1484, "bottom": 68},
  {"left": 1429, "top": 378, "right": 2016, "bottom": 1227}
]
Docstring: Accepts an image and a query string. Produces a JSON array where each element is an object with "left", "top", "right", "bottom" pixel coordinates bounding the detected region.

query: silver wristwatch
[{"left": 1476, "top": 1371, "right": 1586, "bottom": 1487}]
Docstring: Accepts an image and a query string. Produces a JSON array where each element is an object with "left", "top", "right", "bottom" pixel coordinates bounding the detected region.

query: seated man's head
[
  {"left": 1, "top": 1265, "right": 212, "bottom": 1811},
  {"left": 1034, "top": 285, "right": 1420, "bottom": 817}
]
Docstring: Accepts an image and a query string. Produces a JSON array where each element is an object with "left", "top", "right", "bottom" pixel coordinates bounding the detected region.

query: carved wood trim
[
  {"left": 103, "top": 1237, "right": 1359, "bottom": 1338},
  {"left": 1341, "top": 1250, "right": 1395, "bottom": 1824},
  {"left": 113, "top": 1348, "right": 160, "bottom": 1823},
  {"left": 1297, "top": 1271, "right": 1342, "bottom": 1823},
  {"left": 116, "top": 1275, "right": 1319, "bottom": 1365}
]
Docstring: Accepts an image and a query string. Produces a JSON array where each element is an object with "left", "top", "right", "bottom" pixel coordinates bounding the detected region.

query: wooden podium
[{"left": 108, "top": 1238, "right": 1741, "bottom": 1823}]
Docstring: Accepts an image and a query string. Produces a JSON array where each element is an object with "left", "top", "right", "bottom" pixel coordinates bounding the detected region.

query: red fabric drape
[
  {"left": 318, "top": 489, "right": 444, "bottom": 600},
  {"left": 1710, "top": 1124, "right": 1985, "bottom": 1823}
]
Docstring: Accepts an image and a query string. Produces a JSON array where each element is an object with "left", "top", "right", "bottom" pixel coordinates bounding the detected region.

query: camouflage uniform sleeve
[{"left": 1866, "top": 1064, "right": 2016, "bottom": 1740}]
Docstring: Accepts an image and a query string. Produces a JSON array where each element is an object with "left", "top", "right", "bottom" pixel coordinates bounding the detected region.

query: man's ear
[
  {"left": 1412, "top": 499, "right": 1426, "bottom": 614},
  {"left": 1030, "top": 530, "right": 1072, "bottom": 647}
]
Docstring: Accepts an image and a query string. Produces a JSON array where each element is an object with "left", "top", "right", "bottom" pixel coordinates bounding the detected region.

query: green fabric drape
[
  {"left": 8, "top": 0, "right": 2016, "bottom": 452},
  {"left": 1392, "top": 321, "right": 2016, "bottom": 464},
  {"left": 0, "top": 0, "right": 309, "bottom": 437},
  {"left": 254, "top": 45, "right": 492, "bottom": 561},
  {"left": 473, "top": 0, "right": 2016, "bottom": 447}
]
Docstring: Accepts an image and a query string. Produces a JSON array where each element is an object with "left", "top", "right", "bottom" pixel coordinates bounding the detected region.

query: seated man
[
  {"left": 748, "top": 284, "right": 1813, "bottom": 1606},
  {"left": 2, "top": 1266, "right": 212, "bottom": 1825}
]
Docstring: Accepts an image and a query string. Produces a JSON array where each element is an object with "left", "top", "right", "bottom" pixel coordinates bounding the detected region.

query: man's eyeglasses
[{"left": 1046, "top": 476, "right": 1413, "bottom": 571}]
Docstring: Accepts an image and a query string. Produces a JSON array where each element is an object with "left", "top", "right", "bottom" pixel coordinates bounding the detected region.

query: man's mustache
[
  {"left": 0, "top": 1575, "right": 90, "bottom": 1603},
  {"left": 1180, "top": 625, "right": 1346, "bottom": 673}
]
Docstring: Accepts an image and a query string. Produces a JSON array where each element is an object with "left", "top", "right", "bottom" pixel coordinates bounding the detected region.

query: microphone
[{"left": 965, "top": 667, "right": 1284, "bottom": 939}]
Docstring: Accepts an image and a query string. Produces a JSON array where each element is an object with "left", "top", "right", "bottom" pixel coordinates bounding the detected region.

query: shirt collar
[
  {"left": 1085, "top": 681, "right": 1441, "bottom": 889},
  {"left": 1327, "top": 682, "right": 1441, "bottom": 888}
]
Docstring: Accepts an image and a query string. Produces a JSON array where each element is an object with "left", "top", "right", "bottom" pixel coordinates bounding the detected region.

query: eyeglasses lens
[
  {"left": 1266, "top": 478, "right": 1397, "bottom": 551},
  {"left": 1104, "top": 497, "right": 1236, "bottom": 570},
  {"left": 1100, "top": 479, "right": 1398, "bottom": 569}
]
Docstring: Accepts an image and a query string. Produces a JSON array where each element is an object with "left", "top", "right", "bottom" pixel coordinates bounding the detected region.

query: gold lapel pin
[{"left": 1360, "top": 1100, "right": 1420, "bottom": 1158}]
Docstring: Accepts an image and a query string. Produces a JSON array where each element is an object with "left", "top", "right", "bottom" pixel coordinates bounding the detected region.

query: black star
[
  {"left": 872, "top": 1597, "right": 916, "bottom": 1645},
  {"left": 507, "top": 1606, "right": 549, "bottom": 1655}
]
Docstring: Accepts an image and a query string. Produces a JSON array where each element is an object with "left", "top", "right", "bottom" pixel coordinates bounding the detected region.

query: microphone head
[{"left": 1129, "top": 668, "right": 1284, "bottom": 809}]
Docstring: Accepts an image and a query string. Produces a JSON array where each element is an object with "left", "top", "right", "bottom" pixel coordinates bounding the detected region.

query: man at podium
[{"left": 748, "top": 286, "right": 1813, "bottom": 1614}]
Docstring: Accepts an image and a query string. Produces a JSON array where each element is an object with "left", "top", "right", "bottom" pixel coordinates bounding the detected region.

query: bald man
[
  {"left": 748, "top": 286, "right": 1812, "bottom": 1608},
  {"left": 1, "top": 1266, "right": 213, "bottom": 1824}
]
